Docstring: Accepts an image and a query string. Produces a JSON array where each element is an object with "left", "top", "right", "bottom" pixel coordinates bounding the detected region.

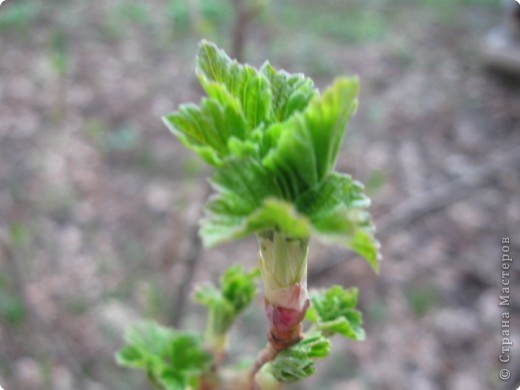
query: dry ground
[{"left": 0, "top": 0, "right": 519, "bottom": 389}]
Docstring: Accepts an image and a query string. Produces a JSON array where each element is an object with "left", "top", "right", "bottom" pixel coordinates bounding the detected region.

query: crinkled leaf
[
  {"left": 296, "top": 172, "right": 380, "bottom": 271},
  {"left": 163, "top": 97, "right": 247, "bottom": 166},
  {"left": 220, "top": 265, "right": 260, "bottom": 313},
  {"left": 124, "top": 321, "right": 176, "bottom": 358},
  {"left": 263, "top": 77, "right": 359, "bottom": 199},
  {"left": 296, "top": 335, "right": 331, "bottom": 359},
  {"left": 194, "top": 266, "right": 260, "bottom": 334},
  {"left": 156, "top": 369, "right": 185, "bottom": 390},
  {"left": 196, "top": 290, "right": 235, "bottom": 334},
  {"left": 116, "top": 321, "right": 212, "bottom": 389},
  {"left": 115, "top": 345, "right": 155, "bottom": 369},
  {"left": 306, "top": 285, "right": 365, "bottom": 341},
  {"left": 169, "top": 333, "right": 213, "bottom": 373},
  {"left": 270, "top": 335, "right": 330, "bottom": 382},
  {"left": 207, "top": 158, "right": 278, "bottom": 216},
  {"left": 271, "top": 353, "right": 314, "bottom": 382},
  {"left": 260, "top": 62, "right": 317, "bottom": 122},
  {"left": 201, "top": 158, "right": 311, "bottom": 246},
  {"left": 165, "top": 41, "right": 380, "bottom": 271},
  {"left": 202, "top": 161, "right": 379, "bottom": 270},
  {"left": 203, "top": 196, "right": 311, "bottom": 247},
  {"left": 196, "top": 40, "right": 274, "bottom": 129}
]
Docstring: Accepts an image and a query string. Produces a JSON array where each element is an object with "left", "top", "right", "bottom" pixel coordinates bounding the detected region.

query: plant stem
[
  {"left": 257, "top": 231, "right": 310, "bottom": 351},
  {"left": 249, "top": 343, "right": 278, "bottom": 388}
]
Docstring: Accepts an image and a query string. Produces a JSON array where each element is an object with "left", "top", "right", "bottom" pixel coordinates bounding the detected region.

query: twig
[
  {"left": 309, "top": 146, "right": 520, "bottom": 279},
  {"left": 377, "top": 146, "right": 520, "bottom": 239},
  {"left": 230, "top": 0, "right": 263, "bottom": 62},
  {"left": 170, "top": 180, "right": 212, "bottom": 327},
  {"left": 249, "top": 343, "right": 278, "bottom": 389},
  {"left": 0, "top": 233, "right": 86, "bottom": 390}
]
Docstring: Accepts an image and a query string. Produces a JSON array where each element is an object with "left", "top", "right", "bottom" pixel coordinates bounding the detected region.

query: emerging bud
[
  {"left": 257, "top": 230, "right": 310, "bottom": 350},
  {"left": 257, "top": 231, "right": 309, "bottom": 311}
]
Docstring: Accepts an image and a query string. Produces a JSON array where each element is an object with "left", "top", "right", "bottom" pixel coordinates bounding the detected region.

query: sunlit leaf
[
  {"left": 306, "top": 285, "right": 365, "bottom": 341},
  {"left": 263, "top": 77, "right": 359, "bottom": 199},
  {"left": 269, "top": 335, "right": 330, "bottom": 382}
]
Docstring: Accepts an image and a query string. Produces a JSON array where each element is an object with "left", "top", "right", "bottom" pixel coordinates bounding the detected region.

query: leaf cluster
[
  {"left": 269, "top": 335, "right": 330, "bottom": 382},
  {"left": 163, "top": 40, "right": 380, "bottom": 270},
  {"left": 306, "top": 285, "right": 365, "bottom": 340},
  {"left": 194, "top": 265, "right": 260, "bottom": 335},
  {"left": 268, "top": 284, "right": 365, "bottom": 383},
  {"left": 116, "top": 321, "right": 212, "bottom": 390}
]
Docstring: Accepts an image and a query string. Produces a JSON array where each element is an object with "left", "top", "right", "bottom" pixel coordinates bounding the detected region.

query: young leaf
[
  {"left": 165, "top": 41, "right": 381, "bottom": 270},
  {"left": 115, "top": 321, "right": 212, "bottom": 390},
  {"left": 163, "top": 97, "right": 247, "bottom": 167},
  {"left": 195, "top": 285, "right": 236, "bottom": 335},
  {"left": 296, "top": 173, "right": 380, "bottom": 271},
  {"left": 306, "top": 285, "right": 365, "bottom": 341},
  {"left": 262, "top": 77, "right": 359, "bottom": 199},
  {"left": 168, "top": 333, "right": 213, "bottom": 373},
  {"left": 194, "top": 265, "right": 260, "bottom": 335},
  {"left": 156, "top": 368, "right": 185, "bottom": 390},
  {"left": 260, "top": 62, "right": 317, "bottom": 122},
  {"left": 202, "top": 197, "right": 312, "bottom": 247},
  {"left": 123, "top": 321, "right": 176, "bottom": 358},
  {"left": 200, "top": 157, "right": 309, "bottom": 246},
  {"left": 269, "top": 335, "right": 330, "bottom": 382},
  {"left": 220, "top": 265, "right": 261, "bottom": 313},
  {"left": 196, "top": 40, "right": 274, "bottom": 130}
]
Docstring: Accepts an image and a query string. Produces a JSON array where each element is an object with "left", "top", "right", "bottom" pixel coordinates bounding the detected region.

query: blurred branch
[
  {"left": 186, "top": 0, "right": 204, "bottom": 37},
  {"left": 230, "top": 0, "right": 263, "bottom": 61},
  {"left": 0, "top": 233, "right": 86, "bottom": 390},
  {"left": 309, "top": 146, "right": 520, "bottom": 279},
  {"left": 170, "top": 181, "right": 212, "bottom": 327}
]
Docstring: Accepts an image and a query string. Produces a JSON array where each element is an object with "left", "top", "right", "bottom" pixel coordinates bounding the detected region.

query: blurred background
[{"left": 0, "top": 0, "right": 519, "bottom": 389}]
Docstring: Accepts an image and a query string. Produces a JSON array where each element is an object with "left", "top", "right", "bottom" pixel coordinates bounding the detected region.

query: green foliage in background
[
  {"left": 0, "top": 0, "right": 42, "bottom": 34},
  {"left": 116, "top": 322, "right": 212, "bottom": 390},
  {"left": 195, "top": 265, "right": 260, "bottom": 345}
]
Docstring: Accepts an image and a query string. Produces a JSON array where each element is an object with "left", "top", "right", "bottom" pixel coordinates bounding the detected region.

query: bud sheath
[{"left": 257, "top": 230, "right": 310, "bottom": 350}]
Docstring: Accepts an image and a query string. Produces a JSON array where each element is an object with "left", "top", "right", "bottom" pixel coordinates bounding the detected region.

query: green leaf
[
  {"left": 195, "top": 285, "right": 235, "bottom": 334},
  {"left": 201, "top": 165, "right": 380, "bottom": 272},
  {"left": 195, "top": 265, "right": 260, "bottom": 337},
  {"left": 220, "top": 265, "right": 260, "bottom": 313},
  {"left": 203, "top": 197, "right": 311, "bottom": 247},
  {"left": 165, "top": 41, "right": 380, "bottom": 272},
  {"left": 298, "top": 335, "right": 331, "bottom": 359},
  {"left": 169, "top": 333, "right": 213, "bottom": 373},
  {"left": 125, "top": 321, "right": 176, "bottom": 358},
  {"left": 116, "top": 321, "right": 213, "bottom": 389},
  {"left": 115, "top": 345, "right": 149, "bottom": 368},
  {"left": 163, "top": 97, "right": 247, "bottom": 166},
  {"left": 196, "top": 40, "right": 274, "bottom": 130},
  {"left": 263, "top": 77, "right": 359, "bottom": 199},
  {"left": 156, "top": 368, "right": 186, "bottom": 390},
  {"left": 260, "top": 62, "right": 317, "bottom": 123},
  {"left": 270, "top": 335, "right": 330, "bottom": 382},
  {"left": 306, "top": 285, "right": 365, "bottom": 341},
  {"left": 296, "top": 173, "right": 380, "bottom": 271},
  {"left": 201, "top": 157, "right": 311, "bottom": 246}
]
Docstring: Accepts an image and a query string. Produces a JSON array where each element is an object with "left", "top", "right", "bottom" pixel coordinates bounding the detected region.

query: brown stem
[
  {"left": 230, "top": 0, "right": 263, "bottom": 61},
  {"left": 249, "top": 343, "right": 278, "bottom": 388},
  {"left": 248, "top": 297, "right": 310, "bottom": 389},
  {"left": 170, "top": 181, "right": 212, "bottom": 327},
  {"left": 265, "top": 298, "right": 309, "bottom": 351}
]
